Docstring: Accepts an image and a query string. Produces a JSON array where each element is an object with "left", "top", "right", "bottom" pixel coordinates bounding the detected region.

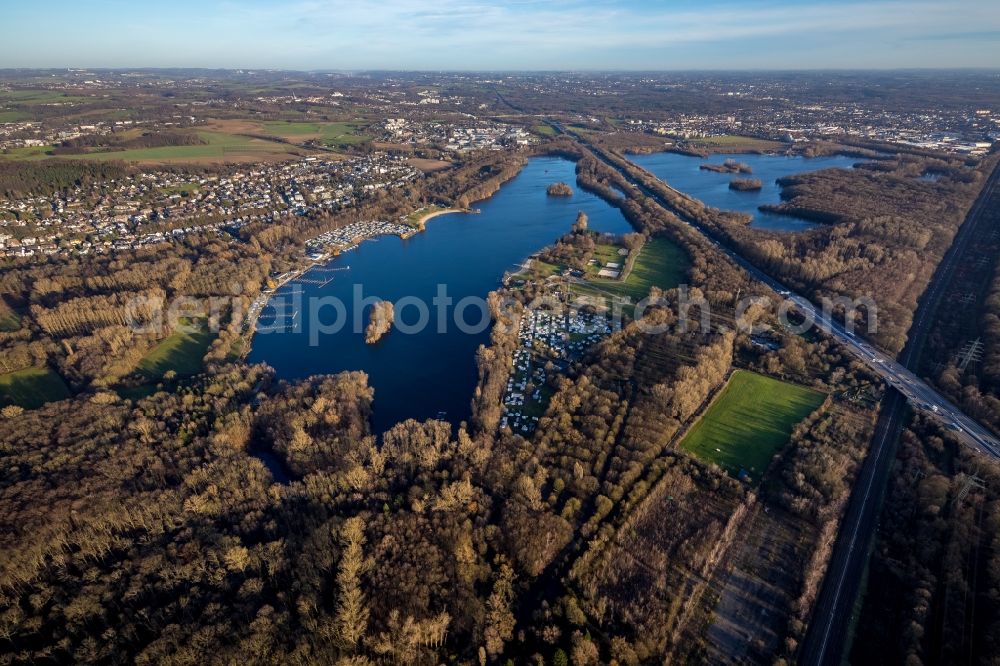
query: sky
[{"left": 2, "top": 0, "right": 1000, "bottom": 70}]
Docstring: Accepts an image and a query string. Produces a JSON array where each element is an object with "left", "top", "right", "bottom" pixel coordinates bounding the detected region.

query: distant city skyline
[{"left": 3, "top": 0, "right": 1000, "bottom": 71}]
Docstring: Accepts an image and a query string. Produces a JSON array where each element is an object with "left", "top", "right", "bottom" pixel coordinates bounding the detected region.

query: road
[
  {"left": 796, "top": 151, "right": 1000, "bottom": 665},
  {"left": 796, "top": 389, "right": 906, "bottom": 666},
  {"left": 560, "top": 124, "right": 1000, "bottom": 458},
  {"left": 556, "top": 124, "right": 1000, "bottom": 664}
]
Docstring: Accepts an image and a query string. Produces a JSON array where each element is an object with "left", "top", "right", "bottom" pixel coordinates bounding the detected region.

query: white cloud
[
  {"left": 219, "top": 0, "right": 1000, "bottom": 67},
  {"left": 3, "top": 0, "right": 999, "bottom": 68}
]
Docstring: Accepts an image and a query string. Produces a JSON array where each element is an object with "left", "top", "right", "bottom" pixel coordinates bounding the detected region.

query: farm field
[
  {"left": 0, "top": 110, "right": 30, "bottom": 122},
  {"left": 0, "top": 89, "right": 92, "bottom": 105},
  {"left": 679, "top": 370, "right": 825, "bottom": 480},
  {"left": 137, "top": 320, "right": 214, "bottom": 380},
  {"left": 261, "top": 120, "right": 370, "bottom": 147},
  {"left": 0, "top": 366, "right": 71, "bottom": 409},
  {"left": 407, "top": 157, "right": 451, "bottom": 172},
  {"left": 0, "top": 130, "right": 310, "bottom": 164}
]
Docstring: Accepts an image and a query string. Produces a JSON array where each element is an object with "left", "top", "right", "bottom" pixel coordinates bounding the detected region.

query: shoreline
[
  {"left": 409, "top": 206, "right": 469, "bottom": 230},
  {"left": 239, "top": 224, "right": 418, "bottom": 355},
  {"left": 240, "top": 157, "right": 540, "bottom": 356}
]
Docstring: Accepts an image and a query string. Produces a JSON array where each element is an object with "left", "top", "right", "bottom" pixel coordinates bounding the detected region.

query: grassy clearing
[
  {"left": 573, "top": 236, "right": 690, "bottom": 303},
  {"left": 137, "top": 320, "right": 214, "bottom": 379},
  {"left": 521, "top": 384, "right": 554, "bottom": 418},
  {"left": 685, "top": 135, "right": 786, "bottom": 152},
  {"left": 0, "top": 299, "right": 20, "bottom": 332},
  {"left": 405, "top": 205, "right": 442, "bottom": 226},
  {"left": 0, "top": 366, "right": 71, "bottom": 409},
  {"left": 680, "top": 370, "right": 825, "bottom": 480},
  {"left": 407, "top": 157, "right": 451, "bottom": 172},
  {"left": 528, "top": 260, "right": 562, "bottom": 279},
  {"left": 0, "top": 131, "right": 306, "bottom": 164},
  {"left": 0, "top": 145, "right": 50, "bottom": 160},
  {"left": 403, "top": 205, "right": 463, "bottom": 228},
  {"left": 0, "top": 90, "right": 91, "bottom": 105},
  {"left": 532, "top": 124, "right": 557, "bottom": 137},
  {"left": 0, "top": 314, "right": 20, "bottom": 332},
  {"left": 73, "top": 131, "right": 300, "bottom": 162},
  {"left": 262, "top": 120, "right": 370, "bottom": 147},
  {"left": 0, "top": 110, "right": 30, "bottom": 122},
  {"left": 526, "top": 236, "right": 689, "bottom": 317}
]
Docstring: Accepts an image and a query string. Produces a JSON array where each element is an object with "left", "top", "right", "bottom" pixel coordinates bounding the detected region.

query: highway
[
  {"left": 557, "top": 124, "right": 1000, "bottom": 665},
  {"left": 796, "top": 151, "right": 1000, "bottom": 665},
  {"left": 560, "top": 124, "right": 1000, "bottom": 458},
  {"left": 679, "top": 233, "right": 1000, "bottom": 456}
]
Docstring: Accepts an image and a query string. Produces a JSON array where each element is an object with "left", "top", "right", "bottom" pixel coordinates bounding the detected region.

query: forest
[
  {"left": 921, "top": 170, "right": 1000, "bottom": 436},
  {"left": 0, "top": 145, "right": 533, "bottom": 399},
  {"left": 0, "top": 277, "right": 884, "bottom": 664},
  {"left": 0, "top": 128, "right": 995, "bottom": 664},
  {"left": 0, "top": 160, "right": 130, "bottom": 199},
  {"left": 587, "top": 134, "right": 997, "bottom": 355},
  {"left": 851, "top": 416, "right": 1000, "bottom": 665},
  {"left": 50, "top": 130, "right": 208, "bottom": 155},
  {"left": 726, "top": 155, "right": 995, "bottom": 354}
]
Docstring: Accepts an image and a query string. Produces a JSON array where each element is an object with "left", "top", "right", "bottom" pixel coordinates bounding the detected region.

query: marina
[{"left": 248, "top": 156, "right": 635, "bottom": 432}]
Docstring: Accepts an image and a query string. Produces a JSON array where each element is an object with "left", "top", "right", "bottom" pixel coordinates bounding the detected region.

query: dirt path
[{"left": 704, "top": 504, "right": 809, "bottom": 664}]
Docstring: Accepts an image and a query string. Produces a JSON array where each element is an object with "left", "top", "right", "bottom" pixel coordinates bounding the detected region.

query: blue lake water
[
  {"left": 628, "top": 151, "right": 858, "bottom": 232},
  {"left": 248, "top": 156, "right": 633, "bottom": 432}
]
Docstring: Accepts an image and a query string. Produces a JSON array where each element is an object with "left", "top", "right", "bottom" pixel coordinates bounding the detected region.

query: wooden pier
[
  {"left": 256, "top": 309, "right": 299, "bottom": 333},
  {"left": 296, "top": 276, "right": 334, "bottom": 286},
  {"left": 297, "top": 265, "right": 350, "bottom": 287}
]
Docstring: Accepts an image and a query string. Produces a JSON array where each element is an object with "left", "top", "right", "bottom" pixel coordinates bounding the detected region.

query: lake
[
  {"left": 628, "top": 151, "right": 858, "bottom": 232},
  {"left": 248, "top": 156, "right": 634, "bottom": 432}
]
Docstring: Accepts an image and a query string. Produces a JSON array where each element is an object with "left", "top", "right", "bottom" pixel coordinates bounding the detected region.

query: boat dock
[{"left": 297, "top": 265, "right": 349, "bottom": 287}]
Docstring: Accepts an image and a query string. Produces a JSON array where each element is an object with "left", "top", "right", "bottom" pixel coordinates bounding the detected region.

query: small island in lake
[
  {"left": 729, "top": 177, "right": 763, "bottom": 191},
  {"left": 700, "top": 158, "right": 753, "bottom": 174},
  {"left": 546, "top": 181, "right": 573, "bottom": 197},
  {"left": 365, "top": 301, "right": 394, "bottom": 344}
]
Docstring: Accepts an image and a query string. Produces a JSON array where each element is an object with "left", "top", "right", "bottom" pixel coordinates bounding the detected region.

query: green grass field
[
  {"left": 0, "top": 366, "right": 71, "bottom": 409},
  {"left": 73, "top": 131, "right": 298, "bottom": 162},
  {"left": 0, "top": 131, "right": 301, "bottom": 163},
  {"left": 0, "top": 110, "right": 30, "bottom": 122},
  {"left": 589, "top": 242, "right": 624, "bottom": 269},
  {"left": 532, "top": 124, "right": 557, "bottom": 137},
  {"left": 573, "top": 236, "right": 690, "bottom": 304},
  {"left": 262, "top": 121, "right": 370, "bottom": 147},
  {"left": 0, "top": 90, "right": 91, "bottom": 105},
  {"left": 0, "top": 145, "right": 50, "bottom": 160},
  {"left": 137, "top": 320, "right": 214, "bottom": 379},
  {"left": 680, "top": 370, "right": 825, "bottom": 480}
]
